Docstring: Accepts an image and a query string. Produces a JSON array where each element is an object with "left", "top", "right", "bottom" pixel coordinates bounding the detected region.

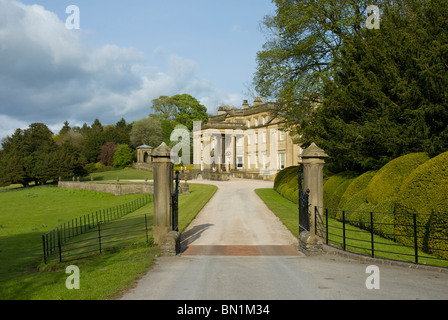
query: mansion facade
[{"left": 193, "top": 98, "right": 302, "bottom": 179}]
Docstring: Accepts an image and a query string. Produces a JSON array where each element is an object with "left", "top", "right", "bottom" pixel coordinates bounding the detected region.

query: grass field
[
  {"left": 0, "top": 180, "right": 217, "bottom": 300},
  {"left": 82, "top": 168, "right": 154, "bottom": 182},
  {"left": 255, "top": 188, "right": 448, "bottom": 268}
]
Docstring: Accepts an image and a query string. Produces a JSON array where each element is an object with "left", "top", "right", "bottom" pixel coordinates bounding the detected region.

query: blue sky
[{"left": 0, "top": 0, "right": 276, "bottom": 140}]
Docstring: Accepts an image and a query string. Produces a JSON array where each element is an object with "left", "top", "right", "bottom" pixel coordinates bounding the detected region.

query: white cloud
[
  {"left": 0, "top": 0, "right": 243, "bottom": 141},
  {"left": 0, "top": 115, "right": 29, "bottom": 141}
]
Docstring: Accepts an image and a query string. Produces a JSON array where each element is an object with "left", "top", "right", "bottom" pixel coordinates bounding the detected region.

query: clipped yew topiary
[
  {"left": 338, "top": 171, "right": 377, "bottom": 210},
  {"left": 395, "top": 151, "right": 448, "bottom": 259},
  {"left": 338, "top": 153, "right": 430, "bottom": 239},
  {"left": 323, "top": 171, "right": 358, "bottom": 217},
  {"left": 274, "top": 166, "right": 300, "bottom": 204},
  {"left": 366, "top": 152, "right": 430, "bottom": 205}
]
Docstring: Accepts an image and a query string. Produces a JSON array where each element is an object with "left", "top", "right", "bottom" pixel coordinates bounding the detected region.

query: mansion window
[
  {"left": 237, "top": 156, "right": 243, "bottom": 169},
  {"left": 279, "top": 153, "right": 285, "bottom": 170},
  {"left": 279, "top": 130, "right": 285, "bottom": 141}
]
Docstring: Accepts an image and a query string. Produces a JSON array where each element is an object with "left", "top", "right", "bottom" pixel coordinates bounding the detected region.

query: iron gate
[
  {"left": 298, "top": 170, "right": 310, "bottom": 233},
  {"left": 171, "top": 170, "right": 179, "bottom": 232}
]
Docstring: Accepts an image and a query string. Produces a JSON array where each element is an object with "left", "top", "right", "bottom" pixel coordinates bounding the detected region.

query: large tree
[
  {"left": 300, "top": 0, "right": 448, "bottom": 172},
  {"left": 112, "top": 144, "right": 136, "bottom": 169},
  {"left": 81, "top": 119, "right": 105, "bottom": 163},
  {"left": 129, "top": 117, "right": 164, "bottom": 148},
  {"left": 171, "top": 94, "right": 208, "bottom": 131},
  {"left": 151, "top": 94, "right": 208, "bottom": 131},
  {"left": 255, "top": 0, "right": 448, "bottom": 172},
  {"left": 254, "top": 0, "right": 378, "bottom": 123},
  {"left": 0, "top": 123, "right": 87, "bottom": 186},
  {"left": 99, "top": 142, "right": 119, "bottom": 166}
]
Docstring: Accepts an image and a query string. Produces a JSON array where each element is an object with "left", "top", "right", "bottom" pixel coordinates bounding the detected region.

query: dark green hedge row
[
  {"left": 395, "top": 151, "right": 448, "bottom": 259},
  {"left": 274, "top": 166, "right": 301, "bottom": 204},
  {"left": 274, "top": 151, "right": 447, "bottom": 259},
  {"left": 343, "top": 153, "right": 430, "bottom": 239}
]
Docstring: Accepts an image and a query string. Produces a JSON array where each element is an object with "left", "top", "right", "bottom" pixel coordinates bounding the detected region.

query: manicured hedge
[
  {"left": 273, "top": 151, "right": 448, "bottom": 260},
  {"left": 274, "top": 166, "right": 300, "bottom": 204},
  {"left": 336, "top": 153, "right": 431, "bottom": 239},
  {"left": 366, "top": 153, "right": 430, "bottom": 204},
  {"left": 323, "top": 172, "right": 358, "bottom": 217},
  {"left": 335, "top": 172, "right": 395, "bottom": 238},
  {"left": 395, "top": 151, "right": 448, "bottom": 259},
  {"left": 338, "top": 171, "right": 377, "bottom": 210}
]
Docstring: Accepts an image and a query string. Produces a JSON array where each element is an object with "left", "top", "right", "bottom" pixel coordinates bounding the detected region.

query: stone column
[
  {"left": 151, "top": 142, "right": 174, "bottom": 245},
  {"left": 301, "top": 143, "right": 328, "bottom": 238}
]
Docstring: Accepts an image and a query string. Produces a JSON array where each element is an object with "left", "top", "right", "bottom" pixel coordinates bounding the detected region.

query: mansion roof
[{"left": 202, "top": 98, "right": 284, "bottom": 130}]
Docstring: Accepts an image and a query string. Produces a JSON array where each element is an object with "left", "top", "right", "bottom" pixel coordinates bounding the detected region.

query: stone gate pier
[
  {"left": 299, "top": 142, "right": 328, "bottom": 255},
  {"left": 151, "top": 143, "right": 180, "bottom": 255}
]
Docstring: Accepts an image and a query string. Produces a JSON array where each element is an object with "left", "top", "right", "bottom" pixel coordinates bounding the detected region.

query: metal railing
[
  {"left": 42, "top": 213, "right": 152, "bottom": 264},
  {"left": 42, "top": 194, "right": 151, "bottom": 263},
  {"left": 316, "top": 206, "right": 448, "bottom": 268}
]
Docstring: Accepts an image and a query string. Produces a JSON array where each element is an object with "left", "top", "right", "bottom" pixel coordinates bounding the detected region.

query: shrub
[
  {"left": 366, "top": 153, "right": 430, "bottom": 204},
  {"left": 323, "top": 172, "right": 358, "bottom": 217},
  {"left": 113, "top": 144, "right": 136, "bottom": 169},
  {"left": 338, "top": 171, "right": 377, "bottom": 210},
  {"left": 395, "top": 151, "right": 448, "bottom": 259},
  {"left": 274, "top": 166, "right": 300, "bottom": 204},
  {"left": 337, "top": 153, "right": 430, "bottom": 239}
]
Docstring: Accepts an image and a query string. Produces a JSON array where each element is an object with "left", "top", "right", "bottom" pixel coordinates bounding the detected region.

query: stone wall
[
  {"left": 132, "top": 162, "right": 153, "bottom": 172},
  {"left": 230, "top": 170, "right": 276, "bottom": 181},
  {"left": 58, "top": 181, "right": 190, "bottom": 196},
  {"left": 190, "top": 169, "right": 276, "bottom": 181},
  {"left": 58, "top": 181, "right": 154, "bottom": 196}
]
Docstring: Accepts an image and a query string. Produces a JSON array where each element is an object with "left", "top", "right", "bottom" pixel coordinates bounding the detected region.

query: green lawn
[
  {"left": 255, "top": 188, "right": 300, "bottom": 238},
  {"left": 0, "top": 182, "right": 217, "bottom": 300},
  {"left": 0, "top": 186, "right": 145, "bottom": 273},
  {"left": 82, "top": 168, "right": 153, "bottom": 182},
  {"left": 255, "top": 188, "right": 448, "bottom": 268}
]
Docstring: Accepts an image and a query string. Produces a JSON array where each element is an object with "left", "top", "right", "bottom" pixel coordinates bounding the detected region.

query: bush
[
  {"left": 113, "top": 144, "right": 136, "bottom": 169},
  {"left": 323, "top": 172, "right": 358, "bottom": 216},
  {"left": 274, "top": 166, "right": 300, "bottom": 204},
  {"left": 366, "top": 153, "right": 430, "bottom": 204},
  {"left": 395, "top": 151, "right": 448, "bottom": 259},
  {"left": 338, "top": 171, "right": 377, "bottom": 210},
  {"left": 337, "top": 153, "right": 430, "bottom": 239}
]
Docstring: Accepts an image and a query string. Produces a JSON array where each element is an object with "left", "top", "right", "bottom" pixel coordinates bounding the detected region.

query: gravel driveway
[{"left": 119, "top": 178, "right": 448, "bottom": 300}]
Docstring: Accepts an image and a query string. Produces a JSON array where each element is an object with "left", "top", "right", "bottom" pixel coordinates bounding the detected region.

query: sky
[{"left": 0, "top": 0, "right": 276, "bottom": 141}]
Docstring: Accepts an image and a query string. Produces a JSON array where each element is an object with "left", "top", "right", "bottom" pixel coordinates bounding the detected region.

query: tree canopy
[
  {"left": 0, "top": 123, "right": 87, "bottom": 186},
  {"left": 255, "top": 0, "right": 448, "bottom": 172},
  {"left": 151, "top": 93, "right": 208, "bottom": 131}
]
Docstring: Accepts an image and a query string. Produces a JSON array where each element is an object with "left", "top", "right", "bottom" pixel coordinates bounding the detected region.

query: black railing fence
[
  {"left": 316, "top": 206, "right": 448, "bottom": 268},
  {"left": 42, "top": 194, "right": 151, "bottom": 263},
  {"left": 43, "top": 213, "right": 152, "bottom": 264}
]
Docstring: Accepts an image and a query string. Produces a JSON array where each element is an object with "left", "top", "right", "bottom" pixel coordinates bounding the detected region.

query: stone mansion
[{"left": 193, "top": 97, "right": 302, "bottom": 180}]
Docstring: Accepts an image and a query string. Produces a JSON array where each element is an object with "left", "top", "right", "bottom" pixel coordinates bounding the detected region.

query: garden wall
[{"left": 58, "top": 181, "right": 154, "bottom": 196}]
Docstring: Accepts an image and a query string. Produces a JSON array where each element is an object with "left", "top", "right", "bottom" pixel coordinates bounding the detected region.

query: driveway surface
[{"left": 120, "top": 178, "right": 448, "bottom": 300}]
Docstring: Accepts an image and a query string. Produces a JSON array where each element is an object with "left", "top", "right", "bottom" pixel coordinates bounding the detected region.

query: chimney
[
  {"left": 254, "top": 97, "right": 262, "bottom": 107},
  {"left": 242, "top": 100, "right": 249, "bottom": 108}
]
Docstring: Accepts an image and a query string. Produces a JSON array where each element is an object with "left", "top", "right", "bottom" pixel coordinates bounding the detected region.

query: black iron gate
[
  {"left": 171, "top": 170, "right": 179, "bottom": 232},
  {"left": 298, "top": 170, "right": 310, "bottom": 233}
]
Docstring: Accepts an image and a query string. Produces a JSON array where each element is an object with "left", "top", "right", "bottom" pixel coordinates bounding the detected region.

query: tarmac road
[{"left": 119, "top": 178, "right": 448, "bottom": 300}]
